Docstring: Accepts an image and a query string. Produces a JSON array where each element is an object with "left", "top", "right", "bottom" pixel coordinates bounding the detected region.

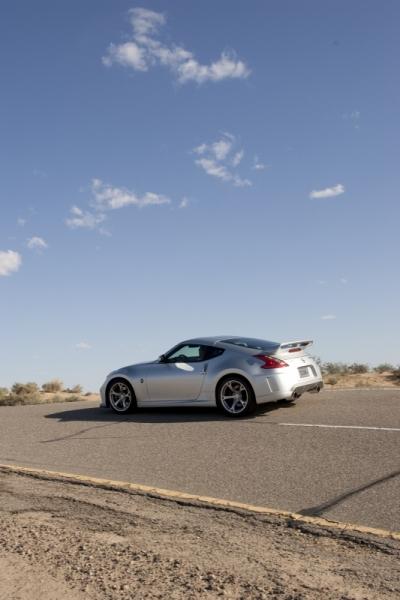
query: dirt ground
[{"left": 0, "top": 471, "right": 399, "bottom": 599}]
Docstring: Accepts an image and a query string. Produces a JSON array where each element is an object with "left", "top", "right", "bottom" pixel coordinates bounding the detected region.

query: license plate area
[{"left": 298, "top": 366, "right": 309, "bottom": 378}]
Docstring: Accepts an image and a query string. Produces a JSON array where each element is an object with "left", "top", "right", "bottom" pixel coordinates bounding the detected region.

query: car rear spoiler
[{"left": 275, "top": 340, "right": 314, "bottom": 356}]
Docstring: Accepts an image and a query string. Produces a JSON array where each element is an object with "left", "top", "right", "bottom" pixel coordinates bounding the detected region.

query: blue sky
[{"left": 0, "top": 0, "right": 398, "bottom": 391}]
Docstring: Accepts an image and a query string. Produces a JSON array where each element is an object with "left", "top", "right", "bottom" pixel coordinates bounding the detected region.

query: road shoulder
[{"left": 0, "top": 470, "right": 399, "bottom": 599}]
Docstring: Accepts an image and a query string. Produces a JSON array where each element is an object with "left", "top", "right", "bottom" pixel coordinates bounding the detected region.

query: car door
[{"left": 143, "top": 344, "right": 208, "bottom": 403}]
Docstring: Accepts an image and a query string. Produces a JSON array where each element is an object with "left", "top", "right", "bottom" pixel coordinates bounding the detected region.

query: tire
[
  {"left": 216, "top": 376, "right": 256, "bottom": 418},
  {"left": 107, "top": 378, "right": 136, "bottom": 414}
]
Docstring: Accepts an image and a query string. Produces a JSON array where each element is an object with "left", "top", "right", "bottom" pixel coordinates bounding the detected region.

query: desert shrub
[
  {"left": 374, "top": 363, "right": 394, "bottom": 373},
  {"left": 64, "top": 395, "right": 81, "bottom": 402},
  {"left": 0, "top": 395, "right": 14, "bottom": 406},
  {"left": 348, "top": 363, "right": 369, "bottom": 374},
  {"left": 390, "top": 367, "right": 400, "bottom": 382},
  {"left": 50, "top": 394, "right": 81, "bottom": 403},
  {"left": 84, "top": 392, "right": 92, "bottom": 396},
  {"left": 322, "top": 362, "right": 349, "bottom": 376},
  {"left": 0, "top": 387, "right": 9, "bottom": 400},
  {"left": 8, "top": 382, "right": 40, "bottom": 405},
  {"left": 325, "top": 376, "right": 338, "bottom": 385},
  {"left": 11, "top": 382, "right": 39, "bottom": 396},
  {"left": 42, "top": 379, "right": 63, "bottom": 393},
  {"left": 70, "top": 384, "right": 83, "bottom": 394}
]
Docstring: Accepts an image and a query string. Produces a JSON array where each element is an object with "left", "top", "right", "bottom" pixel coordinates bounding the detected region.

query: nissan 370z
[{"left": 100, "top": 336, "right": 323, "bottom": 418}]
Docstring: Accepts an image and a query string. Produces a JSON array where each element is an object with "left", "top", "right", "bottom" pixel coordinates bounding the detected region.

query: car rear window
[{"left": 222, "top": 337, "right": 278, "bottom": 351}]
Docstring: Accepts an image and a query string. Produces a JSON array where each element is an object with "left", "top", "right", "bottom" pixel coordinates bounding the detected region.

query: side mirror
[{"left": 158, "top": 354, "right": 166, "bottom": 363}]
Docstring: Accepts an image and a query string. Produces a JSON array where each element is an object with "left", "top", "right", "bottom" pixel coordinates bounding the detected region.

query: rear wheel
[
  {"left": 107, "top": 378, "right": 136, "bottom": 414},
  {"left": 216, "top": 376, "right": 256, "bottom": 418}
]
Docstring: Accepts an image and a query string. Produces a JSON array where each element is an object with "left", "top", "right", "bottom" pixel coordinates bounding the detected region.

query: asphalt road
[{"left": 0, "top": 389, "right": 399, "bottom": 532}]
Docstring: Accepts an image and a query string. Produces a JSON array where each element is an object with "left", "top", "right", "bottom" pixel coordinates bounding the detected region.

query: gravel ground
[{"left": 0, "top": 471, "right": 399, "bottom": 600}]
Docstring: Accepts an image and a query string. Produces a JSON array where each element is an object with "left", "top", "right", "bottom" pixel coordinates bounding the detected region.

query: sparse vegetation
[
  {"left": 6, "top": 382, "right": 41, "bottom": 405},
  {"left": 0, "top": 381, "right": 94, "bottom": 406},
  {"left": 64, "top": 394, "right": 81, "bottom": 402},
  {"left": 63, "top": 384, "right": 83, "bottom": 394},
  {"left": 389, "top": 367, "right": 400, "bottom": 382},
  {"left": 11, "top": 382, "right": 39, "bottom": 395},
  {"left": 374, "top": 363, "right": 394, "bottom": 373},
  {"left": 321, "top": 362, "right": 349, "bottom": 376},
  {"left": 318, "top": 362, "right": 400, "bottom": 388},
  {"left": 347, "top": 363, "right": 369, "bottom": 374},
  {"left": 42, "top": 379, "right": 63, "bottom": 393}
]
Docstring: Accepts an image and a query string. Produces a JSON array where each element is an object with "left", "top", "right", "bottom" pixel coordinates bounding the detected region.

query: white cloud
[
  {"left": 90, "top": 179, "right": 170, "bottom": 210},
  {"left": 340, "top": 278, "right": 348, "bottom": 284},
  {"left": 66, "top": 180, "right": 171, "bottom": 233},
  {"left": 193, "top": 133, "right": 252, "bottom": 188},
  {"left": 179, "top": 197, "right": 189, "bottom": 209},
  {"left": 76, "top": 341, "right": 92, "bottom": 350},
  {"left": 129, "top": 7, "right": 165, "bottom": 37},
  {"left": 103, "top": 7, "right": 250, "bottom": 85},
  {"left": 103, "top": 42, "right": 148, "bottom": 71},
  {"left": 252, "top": 155, "right": 268, "bottom": 171},
  {"left": 0, "top": 250, "right": 22, "bottom": 277},
  {"left": 17, "top": 218, "right": 26, "bottom": 227},
  {"left": 66, "top": 206, "right": 106, "bottom": 230},
  {"left": 310, "top": 184, "right": 345, "bottom": 199},
  {"left": 27, "top": 236, "right": 48, "bottom": 251},
  {"left": 232, "top": 149, "right": 244, "bottom": 167},
  {"left": 321, "top": 314, "right": 336, "bottom": 320}
]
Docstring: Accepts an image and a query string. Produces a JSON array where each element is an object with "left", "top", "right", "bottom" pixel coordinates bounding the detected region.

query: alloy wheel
[
  {"left": 220, "top": 379, "right": 249, "bottom": 415},
  {"left": 109, "top": 381, "right": 133, "bottom": 413}
]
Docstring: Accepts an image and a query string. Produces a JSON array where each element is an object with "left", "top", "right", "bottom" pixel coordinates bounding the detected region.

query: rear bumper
[
  {"left": 253, "top": 371, "right": 324, "bottom": 404},
  {"left": 291, "top": 380, "right": 324, "bottom": 398}
]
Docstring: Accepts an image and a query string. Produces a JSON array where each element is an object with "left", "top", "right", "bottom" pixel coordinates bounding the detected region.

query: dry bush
[
  {"left": 0, "top": 387, "right": 9, "bottom": 400},
  {"left": 348, "top": 363, "right": 369, "bottom": 374},
  {"left": 6, "top": 382, "right": 40, "bottom": 405},
  {"left": 325, "top": 376, "right": 338, "bottom": 385},
  {"left": 64, "top": 384, "right": 83, "bottom": 394},
  {"left": 42, "top": 379, "right": 63, "bottom": 393},
  {"left": 374, "top": 363, "right": 395, "bottom": 373},
  {"left": 389, "top": 367, "right": 400, "bottom": 383},
  {"left": 11, "top": 382, "right": 39, "bottom": 396},
  {"left": 322, "top": 362, "right": 349, "bottom": 376},
  {"left": 64, "top": 394, "right": 81, "bottom": 402}
]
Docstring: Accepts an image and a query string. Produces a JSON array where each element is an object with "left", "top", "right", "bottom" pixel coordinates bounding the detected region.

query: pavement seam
[{"left": 1, "top": 463, "right": 399, "bottom": 542}]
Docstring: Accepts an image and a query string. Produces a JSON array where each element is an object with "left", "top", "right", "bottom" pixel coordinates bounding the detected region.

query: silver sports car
[{"left": 100, "top": 336, "right": 323, "bottom": 418}]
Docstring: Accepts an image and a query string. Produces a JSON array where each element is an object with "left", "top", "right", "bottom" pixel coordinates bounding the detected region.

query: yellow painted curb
[{"left": 1, "top": 463, "right": 399, "bottom": 542}]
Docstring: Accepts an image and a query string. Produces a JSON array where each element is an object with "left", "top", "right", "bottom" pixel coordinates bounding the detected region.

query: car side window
[
  {"left": 165, "top": 344, "right": 225, "bottom": 363},
  {"left": 166, "top": 344, "right": 205, "bottom": 363}
]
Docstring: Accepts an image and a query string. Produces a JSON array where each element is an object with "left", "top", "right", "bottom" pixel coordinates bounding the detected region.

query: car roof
[
  {"left": 181, "top": 336, "right": 232, "bottom": 346},
  {"left": 181, "top": 336, "right": 279, "bottom": 348}
]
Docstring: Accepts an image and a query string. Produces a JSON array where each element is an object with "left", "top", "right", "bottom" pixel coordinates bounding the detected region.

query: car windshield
[{"left": 222, "top": 338, "right": 278, "bottom": 351}]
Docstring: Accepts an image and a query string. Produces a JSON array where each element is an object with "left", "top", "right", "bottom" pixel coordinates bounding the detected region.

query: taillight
[{"left": 255, "top": 354, "right": 289, "bottom": 369}]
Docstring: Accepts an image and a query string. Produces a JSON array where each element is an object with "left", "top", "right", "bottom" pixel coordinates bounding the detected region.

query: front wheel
[
  {"left": 107, "top": 378, "right": 136, "bottom": 414},
  {"left": 216, "top": 377, "right": 256, "bottom": 418}
]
